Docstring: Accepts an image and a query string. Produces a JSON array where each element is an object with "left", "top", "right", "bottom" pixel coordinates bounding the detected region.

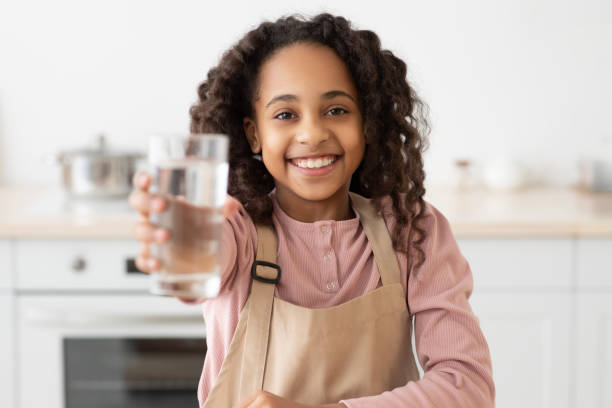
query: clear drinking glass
[{"left": 148, "top": 133, "right": 229, "bottom": 299}]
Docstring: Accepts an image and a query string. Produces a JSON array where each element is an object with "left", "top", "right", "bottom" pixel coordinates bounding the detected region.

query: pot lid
[{"left": 60, "top": 134, "right": 144, "bottom": 158}]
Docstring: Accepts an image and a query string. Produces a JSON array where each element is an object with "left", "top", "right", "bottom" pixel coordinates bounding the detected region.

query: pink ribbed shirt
[{"left": 194, "top": 192, "right": 495, "bottom": 407}]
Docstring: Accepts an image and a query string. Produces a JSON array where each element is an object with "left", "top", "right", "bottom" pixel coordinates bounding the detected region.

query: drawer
[
  {"left": 576, "top": 238, "right": 612, "bottom": 288},
  {"left": 457, "top": 238, "right": 573, "bottom": 289},
  {"left": 15, "top": 239, "right": 147, "bottom": 290},
  {"left": 0, "top": 240, "right": 12, "bottom": 289}
]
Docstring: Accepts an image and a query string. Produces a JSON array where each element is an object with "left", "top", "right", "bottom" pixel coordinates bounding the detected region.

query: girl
[{"left": 130, "top": 13, "right": 495, "bottom": 408}]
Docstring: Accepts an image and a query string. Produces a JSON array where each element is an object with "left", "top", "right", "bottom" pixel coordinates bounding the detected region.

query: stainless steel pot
[
  {"left": 57, "top": 134, "right": 145, "bottom": 199},
  {"left": 578, "top": 159, "right": 612, "bottom": 192}
]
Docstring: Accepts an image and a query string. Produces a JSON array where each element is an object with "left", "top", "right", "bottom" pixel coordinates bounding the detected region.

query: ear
[{"left": 243, "top": 117, "right": 261, "bottom": 154}]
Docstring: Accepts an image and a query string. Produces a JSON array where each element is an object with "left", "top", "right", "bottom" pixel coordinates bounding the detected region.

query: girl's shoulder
[
  {"left": 223, "top": 198, "right": 258, "bottom": 242},
  {"left": 377, "top": 194, "right": 442, "bottom": 223},
  {"left": 377, "top": 194, "right": 453, "bottom": 243}
]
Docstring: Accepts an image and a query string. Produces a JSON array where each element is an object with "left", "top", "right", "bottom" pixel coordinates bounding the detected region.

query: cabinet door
[
  {"left": 576, "top": 238, "right": 612, "bottom": 288},
  {"left": 0, "top": 240, "right": 11, "bottom": 289},
  {"left": 470, "top": 292, "right": 572, "bottom": 408},
  {"left": 575, "top": 293, "right": 612, "bottom": 408},
  {"left": 457, "top": 238, "right": 573, "bottom": 289},
  {"left": 0, "top": 293, "right": 14, "bottom": 408}
]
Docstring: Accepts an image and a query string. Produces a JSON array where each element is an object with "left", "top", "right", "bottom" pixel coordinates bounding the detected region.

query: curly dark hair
[{"left": 189, "top": 13, "right": 431, "bottom": 271}]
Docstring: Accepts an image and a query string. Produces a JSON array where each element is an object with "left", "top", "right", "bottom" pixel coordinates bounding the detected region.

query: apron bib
[{"left": 202, "top": 192, "right": 420, "bottom": 407}]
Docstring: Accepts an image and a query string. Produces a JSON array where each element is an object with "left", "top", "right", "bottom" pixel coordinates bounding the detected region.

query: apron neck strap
[{"left": 348, "top": 192, "right": 402, "bottom": 287}]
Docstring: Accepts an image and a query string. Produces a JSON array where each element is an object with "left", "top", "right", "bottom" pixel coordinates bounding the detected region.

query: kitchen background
[
  {"left": 1, "top": 1, "right": 612, "bottom": 408},
  {"left": 0, "top": 0, "right": 611, "bottom": 188}
]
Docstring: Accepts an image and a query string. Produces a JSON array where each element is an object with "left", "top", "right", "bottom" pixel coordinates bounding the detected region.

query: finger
[
  {"left": 135, "top": 255, "right": 161, "bottom": 273},
  {"left": 132, "top": 172, "right": 152, "bottom": 191},
  {"left": 133, "top": 221, "right": 170, "bottom": 243},
  {"left": 236, "top": 391, "right": 259, "bottom": 408},
  {"left": 134, "top": 254, "right": 152, "bottom": 274},
  {"left": 236, "top": 390, "right": 272, "bottom": 408},
  {"left": 129, "top": 190, "right": 167, "bottom": 214},
  {"left": 136, "top": 243, "right": 162, "bottom": 272}
]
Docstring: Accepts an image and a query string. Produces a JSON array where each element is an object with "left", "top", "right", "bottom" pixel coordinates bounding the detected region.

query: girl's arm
[{"left": 339, "top": 203, "right": 495, "bottom": 408}]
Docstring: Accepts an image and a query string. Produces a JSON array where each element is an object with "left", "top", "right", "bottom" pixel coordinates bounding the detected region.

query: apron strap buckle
[{"left": 251, "top": 260, "right": 282, "bottom": 284}]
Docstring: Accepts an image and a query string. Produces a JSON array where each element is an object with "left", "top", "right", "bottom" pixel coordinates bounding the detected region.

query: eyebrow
[{"left": 265, "top": 90, "right": 355, "bottom": 109}]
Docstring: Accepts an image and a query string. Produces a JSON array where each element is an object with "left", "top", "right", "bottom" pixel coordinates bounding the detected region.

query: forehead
[{"left": 256, "top": 42, "right": 357, "bottom": 101}]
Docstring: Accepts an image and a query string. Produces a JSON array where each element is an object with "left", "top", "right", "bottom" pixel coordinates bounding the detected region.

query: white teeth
[{"left": 295, "top": 156, "right": 336, "bottom": 169}]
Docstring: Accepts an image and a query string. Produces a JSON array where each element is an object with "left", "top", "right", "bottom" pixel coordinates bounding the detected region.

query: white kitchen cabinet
[
  {"left": 15, "top": 239, "right": 145, "bottom": 291},
  {"left": 575, "top": 238, "right": 612, "bottom": 288},
  {"left": 457, "top": 238, "right": 573, "bottom": 289},
  {"left": 458, "top": 237, "right": 573, "bottom": 408},
  {"left": 573, "top": 238, "right": 612, "bottom": 407},
  {"left": 0, "top": 240, "right": 12, "bottom": 289},
  {"left": 470, "top": 292, "right": 572, "bottom": 408},
  {"left": 0, "top": 293, "right": 15, "bottom": 408},
  {"left": 575, "top": 294, "right": 612, "bottom": 408}
]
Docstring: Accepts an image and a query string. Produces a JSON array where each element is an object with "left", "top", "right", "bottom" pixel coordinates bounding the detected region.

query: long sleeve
[{"left": 340, "top": 203, "right": 495, "bottom": 408}]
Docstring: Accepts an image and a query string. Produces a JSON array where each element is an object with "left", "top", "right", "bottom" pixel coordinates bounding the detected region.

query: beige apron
[{"left": 202, "top": 192, "right": 420, "bottom": 407}]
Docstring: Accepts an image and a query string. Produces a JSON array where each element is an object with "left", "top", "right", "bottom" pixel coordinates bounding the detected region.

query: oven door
[{"left": 17, "top": 294, "right": 206, "bottom": 408}]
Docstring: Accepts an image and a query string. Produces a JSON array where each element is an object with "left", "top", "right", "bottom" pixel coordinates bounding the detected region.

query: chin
[{"left": 294, "top": 185, "right": 345, "bottom": 203}]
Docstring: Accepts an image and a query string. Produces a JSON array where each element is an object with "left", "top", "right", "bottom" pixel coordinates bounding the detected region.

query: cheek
[{"left": 259, "top": 134, "right": 289, "bottom": 172}]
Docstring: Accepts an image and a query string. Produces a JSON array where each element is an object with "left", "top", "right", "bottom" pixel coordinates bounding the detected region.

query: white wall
[{"left": 1, "top": 0, "right": 611, "bottom": 187}]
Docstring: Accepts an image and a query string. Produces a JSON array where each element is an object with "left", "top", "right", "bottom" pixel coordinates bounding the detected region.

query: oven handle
[{"left": 24, "top": 307, "right": 204, "bottom": 326}]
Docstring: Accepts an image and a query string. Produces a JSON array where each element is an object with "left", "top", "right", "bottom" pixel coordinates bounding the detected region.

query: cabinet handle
[{"left": 71, "top": 257, "right": 87, "bottom": 272}]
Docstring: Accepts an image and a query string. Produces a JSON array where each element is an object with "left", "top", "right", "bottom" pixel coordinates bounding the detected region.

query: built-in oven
[
  {"left": 14, "top": 237, "right": 206, "bottom": 408},
  {"left": 17, "top": 294, "right": 205, "bottom": 408}
]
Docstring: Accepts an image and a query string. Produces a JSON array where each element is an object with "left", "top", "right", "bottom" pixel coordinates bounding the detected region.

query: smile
[
  {"left": 288, "top": 154, "right": 340, "bottom": 177},
  {"left": 292, "top": 155, "right": 337, "bottom": 169}
]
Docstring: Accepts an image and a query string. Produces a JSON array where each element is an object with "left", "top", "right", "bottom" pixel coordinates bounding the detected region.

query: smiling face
[{"left": 243, "top": 42, "right": 365, "bottom": 219}]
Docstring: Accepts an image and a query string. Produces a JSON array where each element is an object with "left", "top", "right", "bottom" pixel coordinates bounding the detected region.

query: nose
[{"left": 295, "top": 114, "right": 329, "bottom": 147}]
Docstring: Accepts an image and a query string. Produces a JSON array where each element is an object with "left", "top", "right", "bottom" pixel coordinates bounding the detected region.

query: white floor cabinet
[
  {"left": 573, "top": 237, "right": 612, "bottom": 408},
  {"left": 470, "top": 292, "right": 572, "bottom": 408},
  {"left": 0, "top": 239, "right": 14, "bottom": 408},
  {"left": 458, "top": 237, "right": 584, "bottom": 408}
]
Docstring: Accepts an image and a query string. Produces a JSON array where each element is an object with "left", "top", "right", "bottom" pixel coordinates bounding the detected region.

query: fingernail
[{"left": 147, "top": 259, "right": 157, "bottom": 269}]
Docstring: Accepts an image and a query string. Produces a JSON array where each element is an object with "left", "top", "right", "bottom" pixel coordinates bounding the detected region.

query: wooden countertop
[
  {"left": 0, "top": 186, "right": 137, "bottom": 238},
  {"left": 1, "top": 185, "right": 612, "bottom": 238},
  {"left": 426, "top": 185, "right": 612, "bottom": 237}
]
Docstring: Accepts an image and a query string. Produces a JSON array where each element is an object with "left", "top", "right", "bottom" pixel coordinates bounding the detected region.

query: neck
[{"left": 275, "top": 185, "right": 354, "bottom": 223}]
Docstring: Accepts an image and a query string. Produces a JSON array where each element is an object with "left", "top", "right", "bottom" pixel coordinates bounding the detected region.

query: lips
[
  {"left": 287, "top": 154, "right": 341, "bottom": 177},
  {"left": 289, "top": 154, "right": 337, "bottom": 169},
  {"left": 288, "top": 153, "right": 339, "bottom": 160}
]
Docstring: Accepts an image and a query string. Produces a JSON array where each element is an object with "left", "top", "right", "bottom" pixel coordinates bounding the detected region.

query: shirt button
[
  {"left": 323, "top": 252, "right": 332, "bottom": 261},
  {"left": 326, "top": 282, "right": 336, "bottom": 291},
  {"left": 320, "top": 225, "right": 330, "bottom": 234}
]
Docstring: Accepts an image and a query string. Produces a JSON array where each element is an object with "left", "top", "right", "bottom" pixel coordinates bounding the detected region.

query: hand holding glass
[{"left": 148, "top": 134, "right": 229, "bottom": 299}]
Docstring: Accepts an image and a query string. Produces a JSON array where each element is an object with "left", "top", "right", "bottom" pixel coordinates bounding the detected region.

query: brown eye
[
  {"left": 326, "top": 107, "right": 348, "bottom": 116},
  {"left": 275, "top": 112, "right": 296, "bottom": 120}
]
